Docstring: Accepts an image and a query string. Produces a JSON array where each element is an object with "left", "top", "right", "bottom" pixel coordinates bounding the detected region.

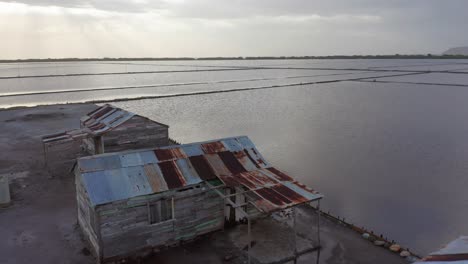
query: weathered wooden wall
[
  {"left": 75, "top": 171, "right": 102, "bottom": 260},
  {"left": 94, "top": 184, "right": 224, "bottom": 260},
  {"left": 101, "top": 116, "right": 169, "bottom": 153},
  {"left": 43, "top": 135, "right": 87, "bottom": 177}
]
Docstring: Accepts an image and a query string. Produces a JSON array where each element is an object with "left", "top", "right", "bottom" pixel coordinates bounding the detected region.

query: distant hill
[
  {"left": 443, "top": 46, "right": 468, "bottom": 55},
  {"left": 2, "top": 54, "right": 468, "bottom": 63}
]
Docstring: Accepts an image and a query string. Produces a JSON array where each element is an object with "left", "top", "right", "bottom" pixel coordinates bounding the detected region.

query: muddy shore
[{"left": 0, "top": 103, "right": 409, "bottom": 264}]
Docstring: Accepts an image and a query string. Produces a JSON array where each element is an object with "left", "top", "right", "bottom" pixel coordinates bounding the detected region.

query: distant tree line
[{"left": 1, "top": 54, "right": 468, "bottom": 63}]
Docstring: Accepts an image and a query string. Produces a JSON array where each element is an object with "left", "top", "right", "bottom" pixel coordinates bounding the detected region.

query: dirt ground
[{"left": 0, "top": 103, "right": 410, "bottom": 264}]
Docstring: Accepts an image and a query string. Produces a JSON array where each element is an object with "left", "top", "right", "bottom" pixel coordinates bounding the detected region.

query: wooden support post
[
  {"left": 95, "top": 136, "right": 104, "bottom": 154},
  {"left": 248, "top": 216, "right": 251, "bottom": 264},
  {"left": 205, "top": 182, "right": 254, "bottom": 264},
  {"left": 222, "top": 195, "right": 226, "bottom": 232},
  {"left": 43, "top": 143, "right": 48, "bottom": 168},
  {"left": 293, "top": 207, "right": 298, "bottom": 264},
  {"left": 171, "top": 197, "right": 175, "bottom": 231},
  {"left": 317, "top": 199, "right": 321, "bottom": 247}
]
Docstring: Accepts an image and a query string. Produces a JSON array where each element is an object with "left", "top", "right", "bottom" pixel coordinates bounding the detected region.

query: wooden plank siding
[
  {"left": 75, "top": 171, "right": 102, "bottom": 259},
  {"left": 44, "top": 136, "right": 87, "bottom": 177},
  {"left": 101, "top": 116, "right": 169, "bottom": 153},
  {"left": 90, "top": 183, "right": 224, "bottom": 261}
]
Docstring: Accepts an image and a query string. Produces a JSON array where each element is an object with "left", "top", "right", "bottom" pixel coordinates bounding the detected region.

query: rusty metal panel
[
  {"left": 77, "top": 135, "right": 323, "bottom": 209},
  {"left": 91, "top": 105, "right": 113, "bottom": 119},
  {"left": 265, "top": 167, "right": 294, "bottom": 182},
  {"left": 95, "top": 108, "right": 118, "bottom": 123},
  {"left": 246, "top": 192, "right": 277, "bottom": 213},
  {"left": 201, "top": 141, "right": 226, "bottom": 154},
  {"left": 217, "top": 151, "right": 246, "bottom": 175},
  {"left": 234, "top": 150, "right": 259, "bottom": 171},
  {"left": 42, "top": 128, "right": 89, "bottom": 144},
  {"left": 144, "top": 164, "right": 168, "bottom": 193},
  {"left": 93, "top": 111, "right": 135, "bottom": 134},
  {"left": 238, "top": 171, "right": 277, "bottom": 188},
  {"left": 204, "top": 154, "right": 231, "bottom": 177},
  {"left": 271, "top": 184, "right": 309, "bottom": 203},
  {"left": 255, "top": 188, "right": 292, "bottom": 206},
  {"left": 244, "top": 148, "right": 269, "bottom": 168},
  {"left": 88, "top": 123, "right": 106, "bottom": 131},
  {"left": 217, "top": 175, "right": 245, "bottom": 188},
  {"left": 282, "top": 181, "right": 322, "bottom": 201},
  {"left": 86, "top": 104, "right": 106, "bottom": 117},
  {"left": 157, "top": 161, "right": 186, "bottom": 189},
  {"left": 215, "top": 173, "right": 255, "bottom": 189},
  {"left": 81, "top": 104, "right": 137, "bottom": 134},
  {"left": 188, "top": 155, "right": 217, "bottom": 180},
  {"left": 154, "top": 148, "right": 187, "bottom": 162}
]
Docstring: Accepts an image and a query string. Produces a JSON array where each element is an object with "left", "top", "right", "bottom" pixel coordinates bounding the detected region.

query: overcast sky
[{"left": 0, "top": 0, "right": 467, "bottom": 59}]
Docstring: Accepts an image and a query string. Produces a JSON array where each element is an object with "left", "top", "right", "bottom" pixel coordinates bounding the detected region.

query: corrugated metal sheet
[
  {"left": 415, "top": 237, "right": 468, "bottom": 263},
  {"left": 42, "top": 128, "right": 89, "bottom": 143},
  {"left": 81, "top": 168, "right": 153, "bottom": 205},
  {"left": 144, "top": 164, "right": 168, "bottom": 193},
  {"left": 188, "top": 155, "right": 218, "bottom": 180},
  {"left": 44, "top": 104, "right": 170, "bottom": 147},
  {"left": 158, "top": 161, "right": 186, "bottom": 189},
  {"left": 77, "top": 136, "right": 323, "bottom": 211},
  {"left": 80, "top": 104, "right": 136, "bottom": 135},
  {"left": 154, "top": 148, "right": 186, "bottom": 161}
]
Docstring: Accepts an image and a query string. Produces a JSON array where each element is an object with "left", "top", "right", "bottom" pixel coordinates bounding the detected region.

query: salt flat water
[{"left": 2, "top": 59, "right": 468, "bottom": 255}]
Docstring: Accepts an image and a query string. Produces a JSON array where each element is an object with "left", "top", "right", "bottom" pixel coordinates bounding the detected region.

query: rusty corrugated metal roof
[
  {"left": 43, "top": 104, "right": 170, "bottom": 145},
  {"left": 415, "top": 237, "right": 468, "bottom": 263},
  {"left": 42, "top": 128, "right": 89, "bottom": 143},
  {"left": 79, "top": 104, "right": 169, "bottom": 135},
  {"left": 80, "top": 104, "right": 136, "bottom": 135},
  {"left": 77, "top": 136, "right": 323, "bottom": 211}
]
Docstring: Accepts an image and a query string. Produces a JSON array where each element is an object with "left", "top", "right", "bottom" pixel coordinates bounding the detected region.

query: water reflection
[{"left": 114, "top": 81, "right": 468, "bottom": 255}]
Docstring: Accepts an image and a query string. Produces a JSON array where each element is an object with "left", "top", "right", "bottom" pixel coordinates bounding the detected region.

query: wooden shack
[
  {"left": 75, "top": 136, "right": 323, "bottom": 263},
  {"left": 80, "top": 104, "right": 169, "bottom": 154},
  {"left": 42, "top": 129, "right": 90, "bottom": 176},
  {"left": 43, "top": 104, "right": 169, "bottom": 176}
]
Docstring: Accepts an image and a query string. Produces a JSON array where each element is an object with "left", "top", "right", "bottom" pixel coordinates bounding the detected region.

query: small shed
[
  {"left": 42, "top": 129, "right": 90, "bottom": 176},
  {"left": 80, "top": 104, "right": 169, "bottom": 154},
  {"left": 415, "top": 236, "right": 468, "bottom": 263},
  {"left": 43, "top": 104, "right": 169, "bottom": 176},
  {"left": 75, "top": 136, "right": 323, "bottom": 263}
]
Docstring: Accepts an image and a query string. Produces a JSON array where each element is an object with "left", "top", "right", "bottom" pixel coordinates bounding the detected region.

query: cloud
[
  {"left": 0, "top": 0, "right": 443, "bottom": 16},
  {"left": 0, "top": 0, "right": 467, "bottom": 58},
  {"left": 0, "top": 0, "right": 165, "bottom": 13}
]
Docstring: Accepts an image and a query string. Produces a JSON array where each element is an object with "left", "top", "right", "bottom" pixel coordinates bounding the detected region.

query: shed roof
[
  {"left": 415, "top": 236, "right": 468, "bottom": 263},
  {"left": 80, "top": 104, "right": 168, "bottom": 135},
  {"left": 77, "top": 136, "right": 323, "bottom": 213},
  {"left": 42, "top": 128, "right": 89, "bottom": 143}
]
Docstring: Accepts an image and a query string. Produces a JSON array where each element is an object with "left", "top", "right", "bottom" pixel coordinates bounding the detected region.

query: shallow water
[{"left": 2, "top": 59, "right": 468, "bottom": 255}]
